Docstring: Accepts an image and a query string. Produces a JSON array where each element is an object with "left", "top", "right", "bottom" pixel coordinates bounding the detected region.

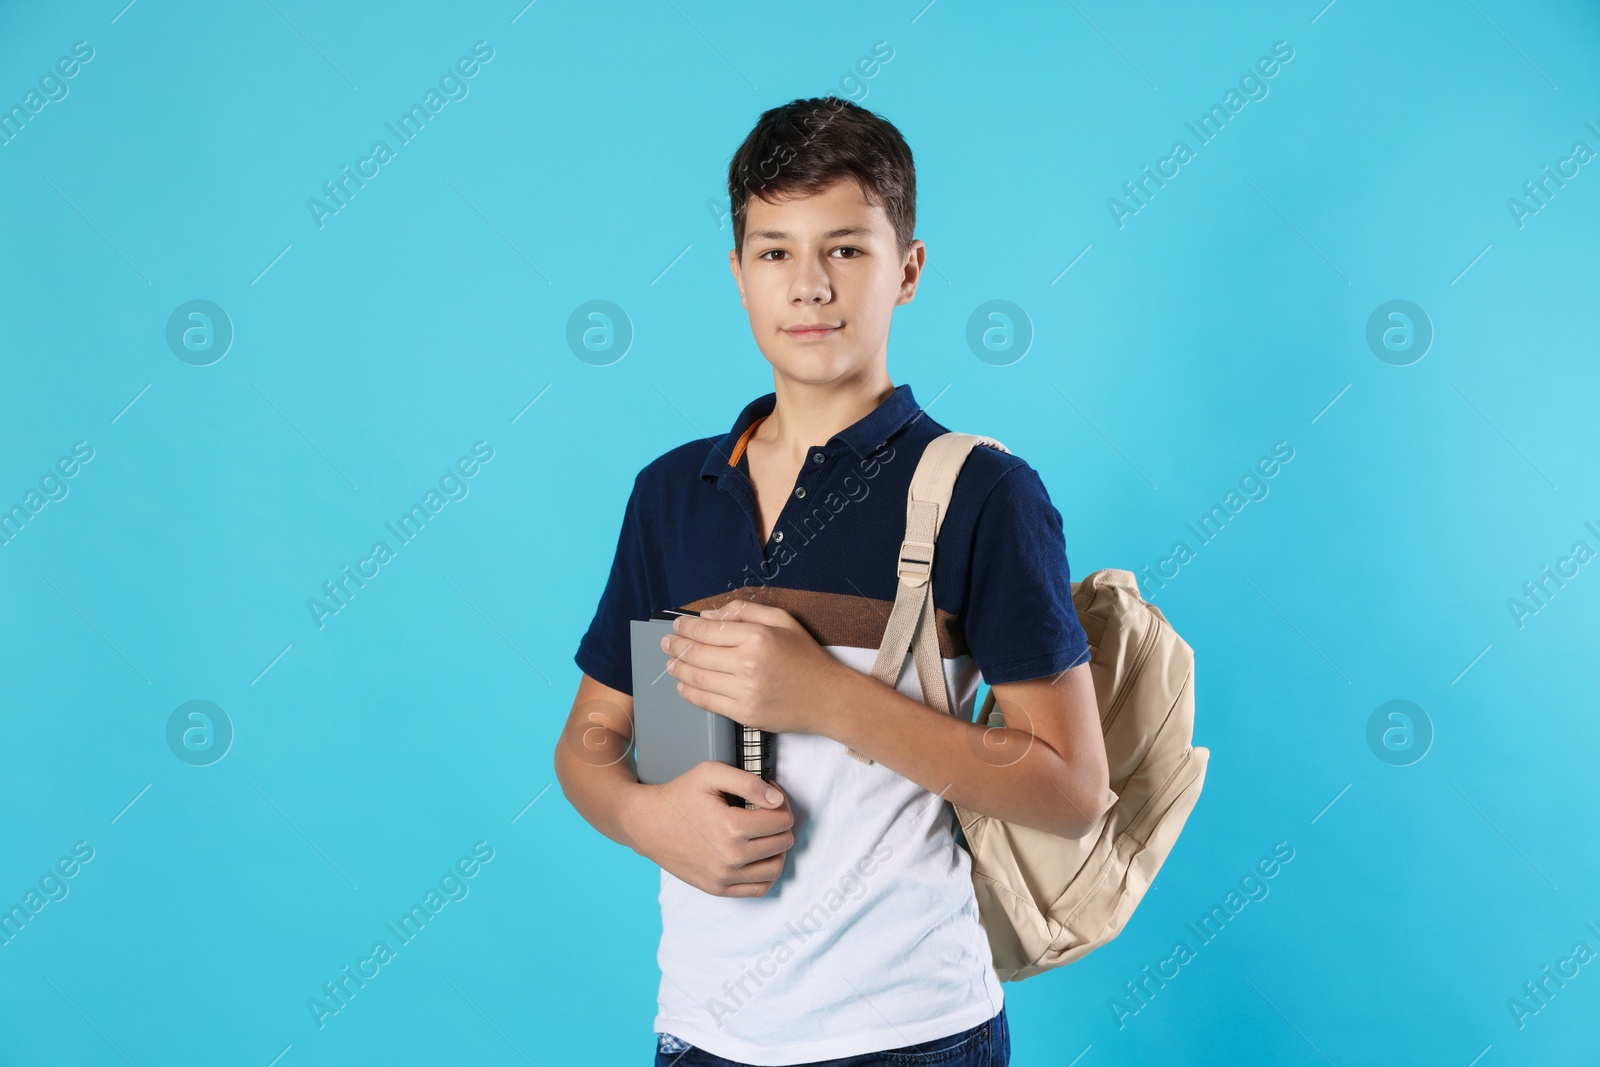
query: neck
[{"left": 756, "top": 368, "right": 895, "bottom": 457}]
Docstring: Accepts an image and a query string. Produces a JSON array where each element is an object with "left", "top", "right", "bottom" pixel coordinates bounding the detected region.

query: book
[{"left": 629, "top": 610, "right": 775, "bottom": 808}]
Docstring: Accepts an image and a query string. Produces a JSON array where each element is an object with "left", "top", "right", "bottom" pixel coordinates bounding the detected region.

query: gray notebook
[{"left": 630, "top": 613, "right": 774, "bottom": 808}]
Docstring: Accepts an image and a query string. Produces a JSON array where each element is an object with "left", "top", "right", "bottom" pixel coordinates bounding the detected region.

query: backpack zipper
[{"left": 1099, "top": 604, "right": 1161, "bottom": 733}]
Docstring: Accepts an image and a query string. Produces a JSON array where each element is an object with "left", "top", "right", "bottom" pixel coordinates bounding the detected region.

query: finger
[
  {"left": 738, "top": 828, "right": 795, "bottom": 864},
  {"left": 673, "top": 612, "right": 754, "bottom": 648},
  {"left": 722, "top": 852, "right": 783, "bottom": 890},
  {"left": 673, "top": 674, "right": 739, "bottom": 714},
  {"left": 705, "top": 599, "right": 787, "bottom": 625},
  {"left": 734, "top": 801, "right": 794, "bottom": 839},
  {"left": 663, "top": 634, "right": 740, "bottom": 675},
  {"left": 694, "top": 762, "right": 783, "bottom": 808},
  {"left": 724, "top": 853, "right": 785, "bottom": 891}
]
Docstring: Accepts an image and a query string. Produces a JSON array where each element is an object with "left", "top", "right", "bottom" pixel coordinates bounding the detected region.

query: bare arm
[
  {"left": 819, "top": 660, "right": 1112, "bottom": 839},
  {"left": 552, "top": 672, "right": 649, "bottom": 850},
  {"left": 553, "top": 672, "right": 796, "bottom": 896}
]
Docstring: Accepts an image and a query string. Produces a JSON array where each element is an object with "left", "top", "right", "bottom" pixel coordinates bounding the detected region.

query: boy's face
[{"left": 728, "top": 177, "right": 924, "bottom": 388}]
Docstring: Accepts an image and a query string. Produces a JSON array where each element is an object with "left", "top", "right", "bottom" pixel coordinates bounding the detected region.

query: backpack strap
[{"left": 845, "top": 432, "right": 1010, "bottom": 764}]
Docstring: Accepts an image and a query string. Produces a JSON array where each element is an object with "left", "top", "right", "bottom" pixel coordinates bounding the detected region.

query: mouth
[{"left": 784, "top": 323, "right": 841, "bottom": 341}]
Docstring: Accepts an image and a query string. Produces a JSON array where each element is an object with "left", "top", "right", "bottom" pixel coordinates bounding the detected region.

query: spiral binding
[{"left": 737, "top": 724, "right": 775, "bottom": 810}]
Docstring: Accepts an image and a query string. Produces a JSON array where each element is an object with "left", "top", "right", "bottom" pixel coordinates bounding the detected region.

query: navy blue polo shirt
[
  {"left": 574, "top": 382, "right": 1090, "bottom": 700},
  {"left": 578, "top": 382, "right": 1093, "bottom": 1058}
]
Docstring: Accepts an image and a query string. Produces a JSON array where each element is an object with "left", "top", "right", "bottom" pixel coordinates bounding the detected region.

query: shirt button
[
  {"left": 794, "top": 486, "right": 806, "bottom": 499},
  {"left": 773, "top": 531, "right": 784, "bottom": 542},
  {"left": 812, "top": 452, "right": 826, "bottom": 464}
]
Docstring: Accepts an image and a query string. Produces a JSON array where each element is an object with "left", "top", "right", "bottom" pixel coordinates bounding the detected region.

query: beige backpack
[{"left": 844, "top": 432, "right": 1209, "bottom": 981}]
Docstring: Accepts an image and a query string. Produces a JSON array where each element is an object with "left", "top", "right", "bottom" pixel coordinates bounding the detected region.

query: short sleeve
[
  {"left": 961, "top": 463, "right": 1091, "bottom": 685},
  {"left": 573, "top": 472, "right": 655, "bottom": 696}
]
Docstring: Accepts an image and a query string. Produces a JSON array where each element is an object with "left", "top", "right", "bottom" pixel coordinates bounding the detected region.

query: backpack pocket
[{"left": 1035, "top": 742, "right": 1209, "bottom": 971}]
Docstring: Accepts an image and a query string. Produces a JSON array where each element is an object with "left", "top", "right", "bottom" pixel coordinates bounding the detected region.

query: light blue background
[{"left": 3, "top": 1, "right": 1598, "bottom": 1064}]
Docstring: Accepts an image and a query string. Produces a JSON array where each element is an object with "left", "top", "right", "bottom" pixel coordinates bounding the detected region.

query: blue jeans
[{"left": 654, "top": 1005, "right": 1009, "bottom": 1066}]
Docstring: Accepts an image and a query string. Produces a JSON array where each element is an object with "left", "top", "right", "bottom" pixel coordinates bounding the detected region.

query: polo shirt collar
[{"left": 699, "top": 382, "right": 921, "bottom": 482}]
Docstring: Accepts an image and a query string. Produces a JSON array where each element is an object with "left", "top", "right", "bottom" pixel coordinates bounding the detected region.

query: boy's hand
[
  {"left": 625, "top": 761, "right": 794, "bottom": 898},
  {"left": 661, "top": 600, "right": 847, "bottom": 735}
]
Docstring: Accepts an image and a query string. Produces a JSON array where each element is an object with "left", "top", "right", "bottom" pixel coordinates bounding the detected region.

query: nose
[{"left": 789, "top": 250, "right": 832, "bottom": 305}]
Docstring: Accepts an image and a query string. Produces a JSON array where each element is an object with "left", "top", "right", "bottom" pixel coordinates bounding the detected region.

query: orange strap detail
[{"left": 728, "top": 415, "right": 768, "bottom": 468}]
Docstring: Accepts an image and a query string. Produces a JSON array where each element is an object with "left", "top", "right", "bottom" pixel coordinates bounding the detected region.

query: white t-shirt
[{"left": 651, "top": 646, "right": 1004, "bottom": 1066}]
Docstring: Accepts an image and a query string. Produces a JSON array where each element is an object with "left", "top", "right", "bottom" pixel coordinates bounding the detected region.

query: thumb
[{"left": 701, "top": 762, "right": 783, "bottom": 807}]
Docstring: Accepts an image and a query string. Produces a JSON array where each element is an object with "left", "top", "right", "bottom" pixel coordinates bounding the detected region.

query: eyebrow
[{"left": 745, "top": 226, "right": 876, "bottom": 242}]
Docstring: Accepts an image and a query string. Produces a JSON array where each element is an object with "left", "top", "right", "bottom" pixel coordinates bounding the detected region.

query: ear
[
  {"left": 896, "top": 238, "right": 926, "bottom": 306},
  {"left": 728, "top": 248, "right": 748, "bottom": 310}
]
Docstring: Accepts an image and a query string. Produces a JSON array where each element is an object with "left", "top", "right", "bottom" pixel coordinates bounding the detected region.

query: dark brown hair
[{"left": 726, "top": 96, "right": 916, "bottom": 259}]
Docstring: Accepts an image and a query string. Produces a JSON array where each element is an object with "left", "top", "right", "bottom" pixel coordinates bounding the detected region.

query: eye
[
  {"left": 832, "top": 247, "right": 862, "bottom": 258},
  {"left": 758, "top": 248, "right": 787, "bottom": 261}
]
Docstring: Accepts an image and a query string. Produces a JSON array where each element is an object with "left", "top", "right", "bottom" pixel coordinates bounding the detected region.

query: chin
[{"left": 768, "top": 356, "right": 864, "bottom": 385}]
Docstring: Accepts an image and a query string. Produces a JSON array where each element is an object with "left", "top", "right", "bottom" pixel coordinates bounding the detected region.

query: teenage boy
[{"left": 554, "top": 97, "right": 1110, "bottom": 1067}]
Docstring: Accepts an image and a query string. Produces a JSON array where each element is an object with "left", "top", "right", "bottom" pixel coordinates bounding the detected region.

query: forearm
[
  {"left": 820, "top": 666, "right": 1099, "bottom": 838},
  {"left": 552, "top": 723, "right": 650, "bottom": 853}
]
